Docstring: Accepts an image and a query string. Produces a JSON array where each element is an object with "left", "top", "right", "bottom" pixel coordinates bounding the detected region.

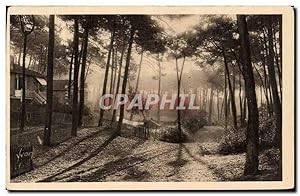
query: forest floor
[{"left": 11, "top": 125, "right": 280, "bottom": 182}]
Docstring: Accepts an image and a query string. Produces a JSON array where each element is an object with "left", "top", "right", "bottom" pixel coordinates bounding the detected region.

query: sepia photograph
[{"left": 6, "top": 6, "right": 294, "bottom": 190}]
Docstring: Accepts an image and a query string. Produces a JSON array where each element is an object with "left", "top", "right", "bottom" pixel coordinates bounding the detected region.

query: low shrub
[
  {"left": 182, "top": 110, "right": 207, "bottom": 133},
  {"left": 218, "top": 127, "right": 246, "bottom": 155},
  {"left": 259, "top": 111, "right": 276, "bottom": 148},
  {"left": 158, "top": 125, "right": 189, "bottom": 143},
  {"left": 218, "top": 106, "right": 277, "bottom": 155}
]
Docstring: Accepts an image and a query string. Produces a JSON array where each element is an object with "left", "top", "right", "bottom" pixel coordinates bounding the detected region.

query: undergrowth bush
[
  {"left": 182, "top": 110, "right": 207, "bottom": 133},
  {"left": 158, "top": 125, "right": 189, "bottom": 143},
  {"left": 258, "top": 106, "right": 276, "bottom": 148},
  {"left": 218, "top": 104, "right": 277, "bottom": 155}
]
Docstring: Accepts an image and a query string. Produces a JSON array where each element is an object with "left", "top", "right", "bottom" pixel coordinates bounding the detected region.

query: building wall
[
  {"left": 53, "top": 91, "right": 66, "bottom": 105},
  {"left": 10, "top": 74, "right": 16, "bottom": 96},
  {"left": 10, "top": 73, "right": 43, "bottom": 97},
  {"left": 26, "top": 76, "right": 38, "bottom": 92}
]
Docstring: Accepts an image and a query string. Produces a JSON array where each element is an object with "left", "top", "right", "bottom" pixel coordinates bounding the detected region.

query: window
[{"left": 14, "top": 74, "right": 23, "bottom": 90}]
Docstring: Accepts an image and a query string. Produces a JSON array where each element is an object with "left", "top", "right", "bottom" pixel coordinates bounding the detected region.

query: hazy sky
[{"left": 55, "top": 15, "right": 205, "bottom": 106}]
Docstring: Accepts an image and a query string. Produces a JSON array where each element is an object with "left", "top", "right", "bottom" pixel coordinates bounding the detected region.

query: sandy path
[{"left": 12, "top": 126, "right": 224, "bottom": 182}]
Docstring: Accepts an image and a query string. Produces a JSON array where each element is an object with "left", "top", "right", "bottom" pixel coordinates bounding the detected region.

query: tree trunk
[
  {"left": 68, "top": 50, "right": 74, "bottom": 99},
  {"left": 111, "top": 38, "right": 126, "bottom": 125},
  {"left": 109, "top": 48, "right": 115, "bottom": 96},
  {"left": 279, "top": 16, "right": 282, "bottom": 99},
  {"left": 28, "top": 55, "right": 32, "bottom": 68},
  {"left": 98, "top": 28, "right": 115, "bottom": 126},
  {"left": 177, "top": 79, "right": 182, "bottom": 141},
  {"left": 208, "top": 87, "right": 214, "bottom": 125},
  {"left": 20, "top": 35, "right": 27, "bottom": 132},
  {"left": 242, "top": 95, "right": 247, "bottom": 124},
  {"left": 84, "top": 60, "right": 91, "bottom": 82},
  {"left": 175, "top": 57, "right": 186, "bottom": 142},
  {"left": 112, "top": 51, "right": 118, "bottom": 94},
  {"left": 199, "top": 88, "right": 202, "bottom": 109},
  {"left": 78, "top": 23, "right": 90, "bottom": 127},
  {"left": 267, "top": 16, "right": 282, "bottom": 179},
  {"left": 261, "top": 49, "right": 272, "bottom": 114},
  {"left": 19, "top": 16, "right": 36, "bottom": 131},
  {"left": 239, "top": 72, "right": 246, "bottom": 127},
  {"left": 157, "top": 54, "right": 161, "bottom": 123},
  {"left": 44, "top": 15, "right": 55, "bottom": 146},
  {"left": 202, "top": 88, "right": 207, "bottom": 111},
  {"left": 116, "top": 27, "right": 135, "bottom": 134},
  {"left": 224, "top": 72, "right": 228, "bottom": 129},
  {"left": 130, "top": 51, "right": 143, "bottom": 120},
  {"left": 71, "top": 17, "right": 80, "bottom": 137},
  {"left": 267, "top": 16, "right": 282, "bottom": 144},
  {"left": 227, "top": 94, "right": 231, "bottom": 119},
  {"left": 222, "top": 48, "right": 238, "bottom": 129},
  {"left": 217, "top": 90, "right": 220, "bottom": 121},
  {"left": 272, "top": 22, "right": 282, "bottom": 101},
  {"left": 262, "top": 29, "right": 274, "bottom": 116},
  {"left": 253, "top": 64, "right": 266, "bottom": 105},
  {"left": 237, "top": 15, "right": 259, "bottom": 175},
  {"left": 78, "top": 39, "right": 84, "bottom": 68}
]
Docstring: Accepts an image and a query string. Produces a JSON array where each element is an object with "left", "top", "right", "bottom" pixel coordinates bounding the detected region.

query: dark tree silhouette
[
  {"left": 18, "top": 15, "right": 35, "bottom": 132},
  {"left": 237, "top": 15, "right": 259, "bottom": 175},
  {"left": 71, "top": 16, "right": 80, "bottom": 137},
  {"left": 98, "top": 19, "right": 116, "bottom": 127},
  {"left": 78, "top": 16, "right": 91, "bottom": 127},
  {"left": 44, "top": 15, "right": 55, "bottom": 146},
  {"left": 116, "top": 26, "right": 135, "bottom": 134}
]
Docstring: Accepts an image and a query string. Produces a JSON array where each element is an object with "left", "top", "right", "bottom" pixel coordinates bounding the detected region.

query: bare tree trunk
[
  {"left": 68, "top": 50, "right": 74, "bottom": 99},
  {"left": 208, "top": 87, "right": 214, "bottom": 125},
  {"left": 202, "top": 88, "right": 207, "bottom": 111},
  {"left": 130, "top": 51, "right": 143, "bottom": 120},
  {"left": 253, "top": 64, "right": 266, "bottom": 105},
  {"left": 28, "top": 55, "right": 32, "bottom": 68},
  {"left": 239, "top": 72, "right": 246, "bottom": 127},
  {"left": 224, "top": 72, "right": 228, "bottom": 129},
  {"left": 272, "top": 21, "right": 282, "bottom": 101},
  {"left": 111, "top": 38, "right": 126, "bottom": 125},
  {"left": 84, "top": 60, "right": 91, "bottom": 82},
  {"left": 157, "top": 54, "right": 161, "bottom": 123},
  {"left": 116, "top": 27, "right": 135, "bottom": 134},
  {"left": 20, "top": 35, "right": 27, "bottom": 132},
  {"left": 217, "top": 90, "right": 220, "bottom": 121},
  {"left": 222, "top": 48, "right": 238, "bottom": 129},
  {"left": 279, "top": 16, "right": 282, "bottom": 99},
  {"left": 262, "top": 58, "right": 272, "bottom": 114},
  {"left": 242, "top": 95, "right": 247, "bottom": 123},
  {"left": 98, "top": 27, "right": 115, "bottom": 126},
  {"left": 71, "top": 17, "right": 80, "bottom": 137},
  {"left": 175, "top": 56, "right": 186, "bottom": 142},
  {"left": 78, "top": 39, "right": 84, "bottom": 68},
  {"left": 19, "top": 16, "right": 35, "bottom": 132},
  {"left": 78, "top": 21, "right": 90, "bottom": 127},
  {"left": 112, "top": 51, "right": 118, "bottom": 94},
  {"left": 109, "top": 48, "right": 115, "bottom": 96},
  {"left": 44, "top": 15, "right": 55, "bottom": 146},
  {"left": 267, "top": 16, "right": 282, "bottom": 179},
  {"left": 237, "top": 15, "right": 259, "bottom": 175},
  {"left": 262, "top": 29, "right": 274, "bottom": 116}
]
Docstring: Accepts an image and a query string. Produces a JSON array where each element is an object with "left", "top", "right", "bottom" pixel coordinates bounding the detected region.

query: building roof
[
  {"left": 36, "top": 77, "right": 47, "bottom": 86},
  {"left": 53, "top": 80, "right": 69, "bottom": 91},
  {"left": 11, "top": 64, "right": 45, "bottom": 79}
]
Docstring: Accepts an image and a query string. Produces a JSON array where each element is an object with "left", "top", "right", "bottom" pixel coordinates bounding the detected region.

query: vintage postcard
[{"left": 6, "top": 6, "right": 294, "bottom": 190}]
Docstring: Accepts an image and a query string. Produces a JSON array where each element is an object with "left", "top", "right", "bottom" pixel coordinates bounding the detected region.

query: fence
[{"left": 10, "top": 111, "right": 72, "bottom": 128}]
